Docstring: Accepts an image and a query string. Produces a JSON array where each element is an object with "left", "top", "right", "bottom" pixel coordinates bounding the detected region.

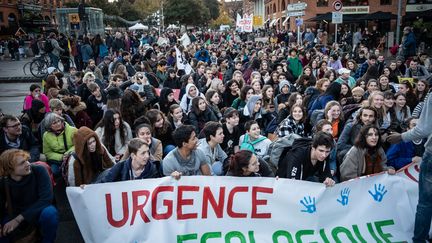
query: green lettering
[
  {"left": 201, "top": 232, "right": 222, "bottom": 243},
  {"left": 272, "top": 230, "right": 294, "bottom": 243},
  {"left": 248, "top": 231, "right": 256, "bottom": 243},
  {"left": 295, "top": 230, "right": 315, "bottom": 243},
  {"left": 177, "top": 234, "right": 198, "bottom": 243},
  {"left": 374, "top": 219, "right": 405, "bottom": 243},
  {"left": 225, "top": 231, "right": 247, "bottom": 243},
  {"left": 367, "top": 222, "right": 383, "bottom": 243},
  {"left": 352, "top": 225, "right": 367, "bottom": 243},
  {"left": 331, "top": 226, "right": 358, "bottom": 243},
  {"left": 319, "top": 229, "right": 330, "bottom": 243}
]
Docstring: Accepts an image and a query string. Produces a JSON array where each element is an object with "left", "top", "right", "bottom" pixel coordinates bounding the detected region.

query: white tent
[
  {"left": 128, "top": 23, "right": 148, "bottom": 30},
  {"left": 166, "top": 24, "right": 180, "bottom": 30}
]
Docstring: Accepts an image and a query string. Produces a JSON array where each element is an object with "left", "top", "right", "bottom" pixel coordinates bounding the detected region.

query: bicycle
[{"left": 24, "top": 53, "right": 75, "bottom": 78}]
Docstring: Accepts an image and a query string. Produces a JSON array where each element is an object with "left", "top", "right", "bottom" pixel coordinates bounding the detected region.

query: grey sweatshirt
[{"left": 402, "top": 92, "right": 432, "bottom": 154}]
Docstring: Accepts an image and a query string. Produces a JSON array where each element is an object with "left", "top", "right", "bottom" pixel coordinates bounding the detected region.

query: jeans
[
  {"left": 47, "top": 160, "right": 61, "bottom": 178},
  {"left": 0, "top": 205, "right": 58, "bottom": 243},
  {"left": 48, "top": 53, "right": 59, "bottom": 69},
  {"left": 413, "top": 151, "right": 432, "bottom": 243}
]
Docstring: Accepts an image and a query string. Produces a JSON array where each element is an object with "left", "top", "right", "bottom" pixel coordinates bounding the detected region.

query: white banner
[
  {"left": 236, "top": 14, "right": 253, "bottom": 33},
  {"left": 67, "top": 163, "right": 425, "bottom": 243},
  {"left": 175, "top": 46, "right": 192, "bottom": 75}
]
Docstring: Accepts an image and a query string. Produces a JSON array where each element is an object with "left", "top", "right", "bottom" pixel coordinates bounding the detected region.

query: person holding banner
[
  {"left": 97, "top": 138, "right": 161, "bottom": 182},
  {"left": 277, "top": 132, "right": 335, "bottom": 187},
  {"left": 387, "top": 91, "right": 432, "bottom": 243},
  {"left": 226, "top": 150, "right": 260, "bottom": 177},
  {"left": 162, "top": 125, "right": 211, "bottom": 177}
]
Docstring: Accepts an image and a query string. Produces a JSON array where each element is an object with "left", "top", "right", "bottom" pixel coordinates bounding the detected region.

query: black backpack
[{"left": 44, "top": 40, "right": 54, "bottom": 53}]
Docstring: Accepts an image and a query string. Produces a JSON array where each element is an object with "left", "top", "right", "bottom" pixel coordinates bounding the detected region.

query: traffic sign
[
  {"left": 69, "top": 13, "right": 80, "bottom": 23},
  {"left": 295, "top": 18, "right": 303, "bottom": 27},
  {"left": 333, "top": 0, "right": 343, "bottom": 12},
  {"left": 287, "top": 11, "right": 305, "bottom": 17},
  {"left": 287, "top": 2, "right": 307, "bottom": 12},
  {"left": 332, "top": 12, "right": 343, "bottom": 24}
]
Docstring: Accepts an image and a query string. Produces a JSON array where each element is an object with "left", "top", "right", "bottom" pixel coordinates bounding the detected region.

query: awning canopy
[
  {"left": 264, "top": 18, "right": 270, "bottom": 24},
  {"left": 307, "top": 11, "right": 397, "bottom": 22},
  {"left": 307, "top": 12, "right": 365, "bottom": 22},
  {"left": 129, "top": 23, "right": 149, "bottom": 30},
  {"left": 269, "top": 18, "right": 279, "bottom": 27},
  {"left": 282, "top": 17, "right": 290, "bottom": 25},
  {"left": 359, "top": 11, "right": 397, "bottom": 20},
  {"left": 404, "top": 9, "right": 432, "bottom": 19}
]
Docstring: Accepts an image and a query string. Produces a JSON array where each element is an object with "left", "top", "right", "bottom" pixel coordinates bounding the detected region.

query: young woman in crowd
[
  {"left": 156, "top": 87, "right": 178, "bottom": 116},
  {"left": 95, "top": 109, "right": 133, "bottom": 162},
  {"left": 340, "top": 124, "right": 395, "bottom": 181},
  {"left": 276, "top": 104, "right": 307, "bottom": 138},
  {"left": 188, "top": 96, "right": 218, "bottom": 134},
  {"left": 232, "top": 85, "right": 254, "bottom": 110},
  {"left": 324, "top": 101, "right": 344, "bottom": 141},
  {"left": 339, "top": 83, "right": 352, "bottom": 106},
  {"left": 222, "top": 80, "right": 240, "bottom": 108},
  {"left": 23, "top": 84, "right": 50, "bottom": 113},
  {"left": 363, "top": 79, "right": 379, "bottom": 100},
  {"left": 309, "top": 82, "right": 342, "bottom": 115},
  {"left": 398, "top": 80, "right": 418, "bottom": 111},
  {"left": 180, "top": 83, "right": 204, "bottom": 114},
  {"left": 393, "top": 92, "right": 412, "bottom": 125},
  {"left": 146, "top": 109, "right": 175, "bottom": 155},
  {"left": 226, "top": 150, "right": 260, "bottom": 177},
  {"left": 68, "top": 126, "right": 115, "bottom": 186},
  {"left": 205, "top": 89, "right": 223, "bottom": 120},
  {"left": 167, "top": 104, "right": 185, "bottom": 129},
  {"left": 414, "top": 79, "right": 429, "bottom": 103},
  {"left": 120, "top": 89, "right": 146, "bottom": 128},
  {"left": 378, "top": 75, "right": 396, "bottom": 93}
]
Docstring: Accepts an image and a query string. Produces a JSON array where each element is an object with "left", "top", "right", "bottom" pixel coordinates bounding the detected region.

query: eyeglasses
[{"left": 7, "top": 122, "right": 21, "bottom": 128}]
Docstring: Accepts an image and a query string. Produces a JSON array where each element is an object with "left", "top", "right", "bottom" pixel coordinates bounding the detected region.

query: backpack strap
[{"left": 250, "top": 136, "right": 267, "bottom": 145}]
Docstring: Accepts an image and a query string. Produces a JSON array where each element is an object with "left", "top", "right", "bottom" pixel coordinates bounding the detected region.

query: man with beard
[{"left": 84, "top": 59, "right": 103, "bottom": 81}]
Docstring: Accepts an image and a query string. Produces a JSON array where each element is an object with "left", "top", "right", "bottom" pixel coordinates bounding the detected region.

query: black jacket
[
  {"left": 97, "top": 157, "right": 160, "bottom": 182},
  {"left": 277, "top": 138, "right": 332, "bottom": 182},
  {"left": 0, "top": 125, "right": 40, "bottom": 162}
]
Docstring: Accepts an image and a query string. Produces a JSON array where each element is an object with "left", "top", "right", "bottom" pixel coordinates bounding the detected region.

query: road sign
[
  {"left": 287, "top": 2, "right": 307, "bottom": 11},
  {"left": 295, "top": 18, "right": 303, "bottom": 27},
  {"left": 332, "top": 12, "right": 343, "bottom": 24},
  {"left": 69, "top": 13, "right": 80, "bottom": 23},
  {"left": 287, "top": 11, "right": 305, "bottom": 17},
  {"left": 333, "top": 0, "right": 343, "bottom": 12}
]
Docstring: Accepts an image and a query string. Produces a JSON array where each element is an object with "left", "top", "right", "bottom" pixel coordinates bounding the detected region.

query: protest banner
[{"left": 67, "top": 162, "right": 427, "bottom": 243}]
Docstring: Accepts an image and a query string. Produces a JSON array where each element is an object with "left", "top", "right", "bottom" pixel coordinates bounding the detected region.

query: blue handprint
[
  {"left": 300, "top": 196, "right": 316, "bottom": 213},
  {"left": 368, "top": 184, "right": 388, "bottom": 202},
  {"left": 337, "top": 188, "right": 350, "bottom": 206}
]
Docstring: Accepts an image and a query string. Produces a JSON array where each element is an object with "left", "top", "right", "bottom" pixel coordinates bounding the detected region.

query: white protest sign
[{"left": 67, "top": 162, "right": 428, "bottom": 243}]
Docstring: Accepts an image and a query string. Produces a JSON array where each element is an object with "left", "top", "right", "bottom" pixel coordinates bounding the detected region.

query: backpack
[
  {"left": 266, "top": 133, "right": 301, "bottom": 172},
  {"left": 44, "top": 40, "right": 54, "bottom": 53},
  {"left": 240, "top": 134, "right": 267, "bottom": 153},
  {"left": 99, "top": 44, "right": 108, "bottom": 58},
  {"left": 60, "top": 152, "right": 78, "bottom": 186}
]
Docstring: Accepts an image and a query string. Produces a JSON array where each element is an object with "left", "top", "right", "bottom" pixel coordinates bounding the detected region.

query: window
[
  {"left": 380, "top": 0, "right": 391, "bottom": 4},
  {"left": 317, "top": 0, "right": 328, "bottom": 7},
  {"left": 0, "top": 12, "right": 3, "bottom": 23}
]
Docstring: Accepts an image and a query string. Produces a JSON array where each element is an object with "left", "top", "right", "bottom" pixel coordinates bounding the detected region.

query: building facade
[
  {"left": 264, "top": 0, "right": 409, "bottom": 33},
  {"left": 0, "top": 0, "right": 91, "bottom": 35}
]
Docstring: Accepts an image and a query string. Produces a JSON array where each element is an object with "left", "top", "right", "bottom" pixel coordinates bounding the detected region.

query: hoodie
[
  {"left": 243, "top": 95, "right": 262, "bottom": 119},
  {"left": 180, "top": 83, "right": 204, "bottom": 113},
  {"left": 69, "top": 127, "right": 115, "bottom": 186}
]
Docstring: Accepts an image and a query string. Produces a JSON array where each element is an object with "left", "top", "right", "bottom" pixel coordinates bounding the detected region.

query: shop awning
[
  {"left": 359, "top": 11, "right": 397, "bottom": 20},
  {"left": 306, "top": 12, "right": 365, "bottom": 22},
  {"left": 269, "top": 18, "right": 279, "bottom": 27},
  {"left": 264, "top": 18, "right": 270, "bottom": 24},
  {"left": 282, "top": 17, "right": 290, "bottom": 25}
]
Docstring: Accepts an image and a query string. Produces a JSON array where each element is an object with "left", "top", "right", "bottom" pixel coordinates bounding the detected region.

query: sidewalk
[{"left": 0, "top": 57, "right": 42, "bottom": 83}]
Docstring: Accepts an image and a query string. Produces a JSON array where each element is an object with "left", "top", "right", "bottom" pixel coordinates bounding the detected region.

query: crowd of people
[{"left": 0, "top": 25, "right": 431, "bottom": 242}]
